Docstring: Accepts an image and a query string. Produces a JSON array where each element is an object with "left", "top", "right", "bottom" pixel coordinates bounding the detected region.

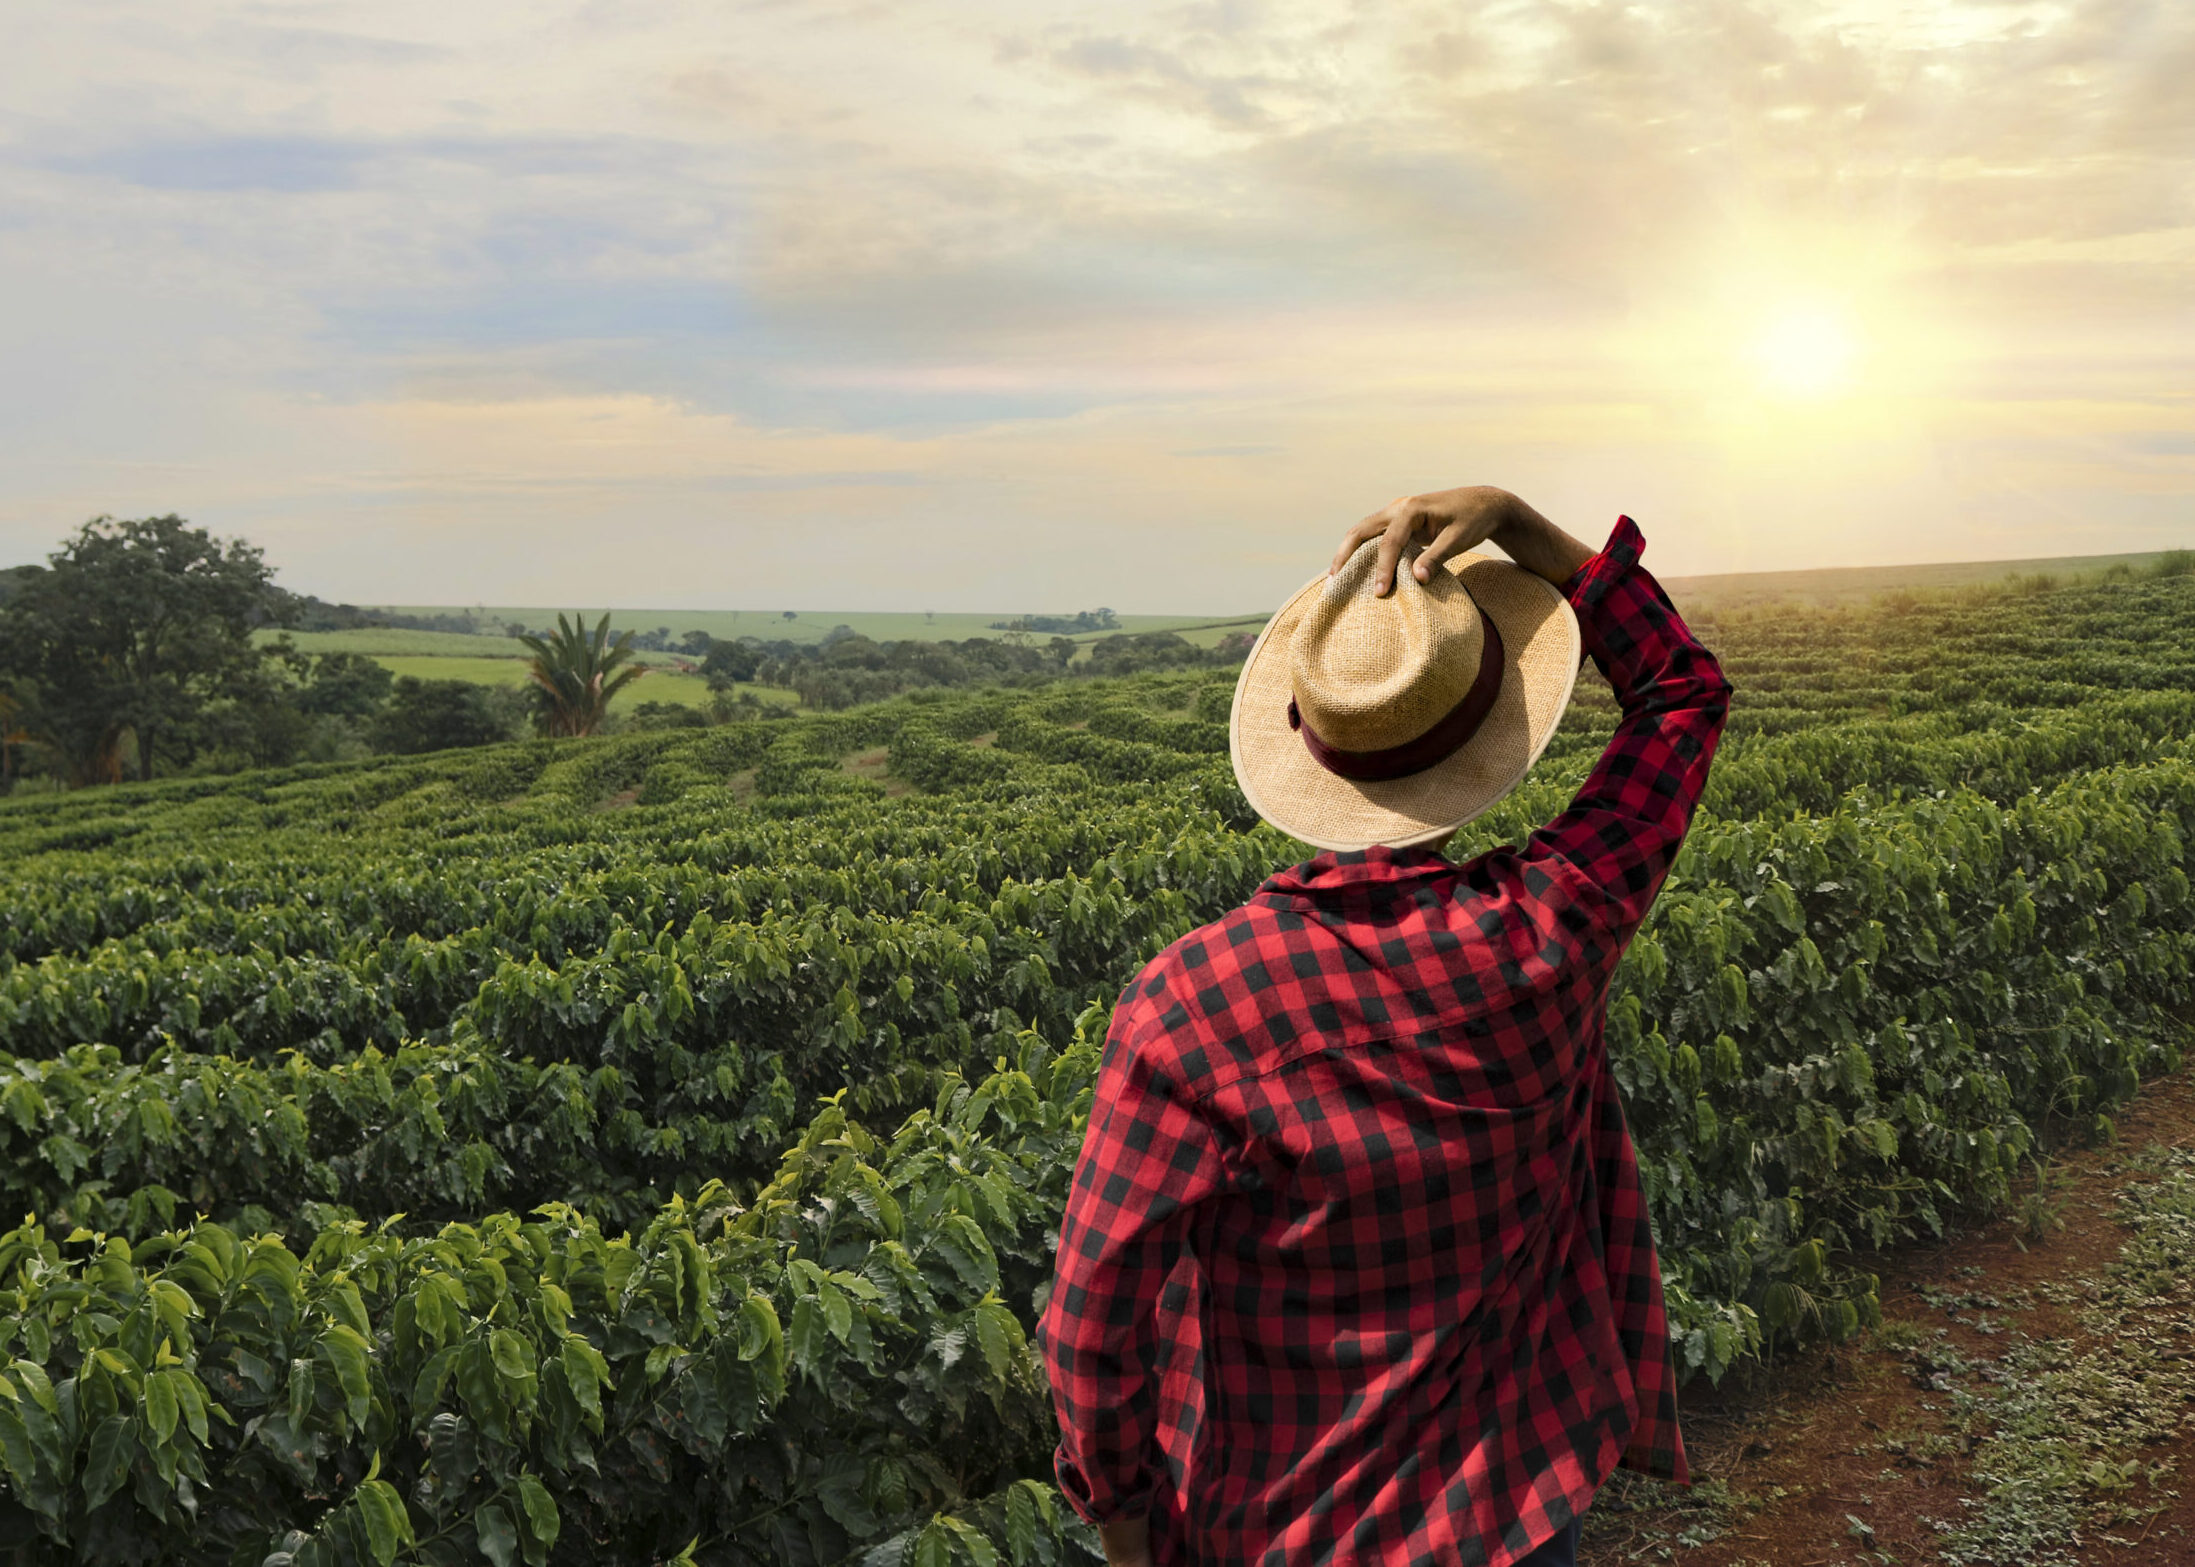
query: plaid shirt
[{"left": 1038, "top": 518, "right": 1730, "bottom": 1567}]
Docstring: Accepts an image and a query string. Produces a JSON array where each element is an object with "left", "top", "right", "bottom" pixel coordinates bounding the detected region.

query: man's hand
[
  {"left": 1330, "top": 486, "right": 1596, "bottom": 595},
  {"left": 1096, "top": 1514, "right": 1154, "bottom": 1567}
]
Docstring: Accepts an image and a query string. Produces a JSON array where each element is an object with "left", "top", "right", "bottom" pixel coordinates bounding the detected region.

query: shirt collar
[{"left": 1258, "top": 843, "right": 1455, "bottom": 899}]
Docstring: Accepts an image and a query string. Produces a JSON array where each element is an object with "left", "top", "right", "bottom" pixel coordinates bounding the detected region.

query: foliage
[
  {"left": 519, "top": 617, "right": 644, "bottom": 740},
  {"left": 988, "top": 610, "right": 1117, "bottom": 635},
  {"left": 746, "top": 630, "right": 1242, "bottom": 712},
  {"left": 300, "top": 655, "right": 399, "bottom": 721},
  {"left": 1, "top": 567, "right": 2193, "bottom": 1558},
  {"left": 0, "top": 1029, "right": 1106, "bottom": 1567},
  {"left": 0, "top": 516, "right": 279, "bottom": 784},
  {"left": 695, "top": 642, "right": 760, "bottom": 692},
  {"left": 371, "top": 680, "right": 521, "bottom": 757},
  {"left": 0, "top": 690, "right": 25, "bottom": 792}
]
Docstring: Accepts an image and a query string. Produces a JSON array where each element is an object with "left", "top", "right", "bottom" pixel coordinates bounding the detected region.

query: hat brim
[{"left": 1229, "top": 553, "right": 1581, "bottom": 852}]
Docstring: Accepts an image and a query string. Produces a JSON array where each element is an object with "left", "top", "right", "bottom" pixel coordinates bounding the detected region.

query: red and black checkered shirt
[{"left": 1038, "top": 517, "right": 1730, "bottom": 1567}]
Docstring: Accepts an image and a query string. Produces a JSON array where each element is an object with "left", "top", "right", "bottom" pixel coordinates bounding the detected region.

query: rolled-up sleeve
[{"left": 1523, "top": 516, "right": 1733, "bottom": 944}]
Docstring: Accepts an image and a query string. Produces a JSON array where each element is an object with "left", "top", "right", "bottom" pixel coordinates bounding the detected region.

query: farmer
[{"left": 1037, "top": 487, "right": 1731, "bottom": 1567}]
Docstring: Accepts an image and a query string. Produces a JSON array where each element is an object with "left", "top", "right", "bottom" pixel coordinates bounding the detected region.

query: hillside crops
[{"left": 1, "top": 568, "right": 2192, "bottom": 1565}]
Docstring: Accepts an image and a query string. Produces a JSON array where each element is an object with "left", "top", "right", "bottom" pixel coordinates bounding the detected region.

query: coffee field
[{"left": 1, "top": 566, "right": 2192, "bottom": 1566}]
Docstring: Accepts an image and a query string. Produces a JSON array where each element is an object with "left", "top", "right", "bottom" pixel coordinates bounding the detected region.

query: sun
[{"left": 1749, "top": 307, "right": 1859, "bottom": 399}]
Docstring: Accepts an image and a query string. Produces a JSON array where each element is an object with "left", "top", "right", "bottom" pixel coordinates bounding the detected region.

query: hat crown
[{"left": 1289, "top": 542, "right": 1489, "bottom": 753}]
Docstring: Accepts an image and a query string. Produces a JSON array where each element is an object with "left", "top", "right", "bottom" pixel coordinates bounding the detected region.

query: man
[{"left": 1037, "top": 486, "right": 1732, "bottom": 1567}]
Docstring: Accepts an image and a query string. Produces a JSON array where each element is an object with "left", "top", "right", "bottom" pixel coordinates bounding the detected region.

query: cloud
[
  {"left": 0, "top": 0, "right": 2187, "bottom": 606},
  {"left": 59, "top": 135, "right": 375, "bottom": 193}
]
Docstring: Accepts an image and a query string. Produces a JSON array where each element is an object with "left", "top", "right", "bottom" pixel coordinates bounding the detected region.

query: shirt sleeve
[
  {"left": 1521, "top": 515, "right": 1733, "bottom": 944},
  {"left": 1038, "top": 996, "right": 1231, "bottom": 1524}
]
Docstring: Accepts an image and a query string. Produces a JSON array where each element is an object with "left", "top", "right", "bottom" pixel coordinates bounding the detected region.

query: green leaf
[
  {"left": 788, "top": 1296, "right": 831, "bottom": 1378},
  {"left": 1003, "top": 1484, "right": 1037, "bottom": 1561},
  {"left": 81, "top": 1415, "right": 132, "bottom": 1510},
  {"left": 410, "top": 1346, "right": 457, "bottom": 1413},
  {"left": 356, "top": 1479, "right": 412, "bottom": 1567},
  {"left": 973, "top": 1301, "right": 1021, "bottom": 1381},
  {"left": 560, "top": 1338, "right": 604, "bottom": 1422},
  {"left": 319, "top": 1326, "right": 373, "bottom": 1429},
  {"left": 429, "top": 1412, "right": 478, "bottom": 1486},
  {"left": 942, "top": 1518, "right": 998, "bottom": 1567},
  {"left": 489, "top": 1329, "right": 533, "bottom": 1382},
  {"left": 818, "top": 1280, "right": 854, "bottom": 1344},
  {"left": 474, "top": 1501, "right": 519, "bottom": 1567},
  {"left": 143, "top": 1368, "right": 180, "bottom": 1444},
  {"left": 516, "top": 1473, "right": 559, "bottom": 1549},
  {"left": 736, "top": 1295, "right": 783, "bottom": 1367},
  {"left": 287, "top": 1359, "right": 316, "bottom": 1427}
]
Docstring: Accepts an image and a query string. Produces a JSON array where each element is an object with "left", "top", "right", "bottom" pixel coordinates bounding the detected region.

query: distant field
[
  {"left": 1660, "top": 549, "right": 2185, "bottom": 614},
  {"left": 364, "top": 548, "right": 2190, "bottom": 653},
  {"left": 333, "top": 654, "right": 778, "bottom": 711},
  {"left": 260, "top": 626, "right": 522, "bottom": 657},
  {"left": 368, "top": 606, "right": 1261, "bottom": 647}
]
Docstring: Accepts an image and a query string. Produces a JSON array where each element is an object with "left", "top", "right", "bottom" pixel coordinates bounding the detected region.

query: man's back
[{"left": 1040, "top": 516, "right": 1731, "bottom": 1567}]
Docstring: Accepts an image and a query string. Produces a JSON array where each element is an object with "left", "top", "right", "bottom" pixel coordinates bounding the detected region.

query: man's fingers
[
  {"left": 1372, "top": 512, "right": 1420, "bottom": 597},
  {"left": 1411, "top": 520, "right": 1473, "bottom": 581},
  {"left": 1329, "top": 510, "right": 1392, "bottom": 577}
]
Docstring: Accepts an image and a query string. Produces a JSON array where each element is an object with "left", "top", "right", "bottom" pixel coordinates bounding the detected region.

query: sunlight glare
[{"left": 1751, "top": 307, "right": 1860, "bottom": 399}]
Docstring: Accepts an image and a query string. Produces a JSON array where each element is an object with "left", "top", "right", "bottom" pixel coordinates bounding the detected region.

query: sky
[{"left": 1, "top": 1, "right": 2189, "bottom": 614}]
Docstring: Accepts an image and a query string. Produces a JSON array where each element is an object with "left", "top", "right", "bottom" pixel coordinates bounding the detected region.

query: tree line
[
  {"left": 731, "top": 626, "right": 1254, "bottom": 712},
  {"left": 0, "top": 517, "right": 656, "bottom": 788},
  {"left": 0, "top": 514, "right": 1254, "bottom": 787}
]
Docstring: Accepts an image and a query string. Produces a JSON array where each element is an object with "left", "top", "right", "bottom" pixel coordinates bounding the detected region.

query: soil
[
  {"left": 840, "top": 747, "right": 914, "bottom": 796},
  {"left": 1582, "top": 1066, "right": 2195, "bottom": 1567}
]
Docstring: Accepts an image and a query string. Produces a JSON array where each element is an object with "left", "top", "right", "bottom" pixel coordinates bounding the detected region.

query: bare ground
[{"left": 1584, "top": 1065, "right": 2195, "bottom": 1567}]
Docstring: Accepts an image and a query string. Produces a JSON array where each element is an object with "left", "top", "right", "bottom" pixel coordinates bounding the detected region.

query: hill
[{"left": 356, "top": 546, "right": 2190, "bottom": 650}]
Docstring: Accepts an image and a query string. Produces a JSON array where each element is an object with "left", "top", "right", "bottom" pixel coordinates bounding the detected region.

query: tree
[
  {"left": 0, "top": 689, "right": 25, "bottom": 790},
  {"left": 297, "top": 651, "right": 395, "bottom": 718},
  {"left": 0, "top": 515, "right": 278, "bottom": 783},
  {"left": 699, "top": 637, "right": 761, "bottom": 690},
  {"left": 370, "top": 677, "right": 513, "bottom": 755},
  {"left": 518, "top": 612, "right": 644, "bottom": 737}
]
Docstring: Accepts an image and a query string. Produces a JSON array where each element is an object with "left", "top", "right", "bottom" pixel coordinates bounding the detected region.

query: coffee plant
[{"left": 1, "top": 567, "right": 2192, "bottom": 1561}]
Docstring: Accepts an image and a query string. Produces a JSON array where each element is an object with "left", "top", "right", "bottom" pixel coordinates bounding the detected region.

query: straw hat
[{"left": 1229, "top": 539, "right": 1581, "bottom": 851}]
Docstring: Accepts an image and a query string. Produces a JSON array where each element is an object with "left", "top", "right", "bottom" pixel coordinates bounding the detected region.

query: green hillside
[
  {"left": 366, "top": 606, "right": 1255, "bottom": 647},
  {"left": 359, "top": 547, "right": 2191, "bottom": 653}
]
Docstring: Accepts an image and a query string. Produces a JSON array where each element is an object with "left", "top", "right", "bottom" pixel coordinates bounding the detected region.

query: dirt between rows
[{"left": 1581, "top": 1065, "right": 2195, "bottom": 1567}]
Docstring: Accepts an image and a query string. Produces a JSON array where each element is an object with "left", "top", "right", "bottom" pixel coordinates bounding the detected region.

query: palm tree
[{"left": 519, "top": 613, "right": 645, "bottom": 737}]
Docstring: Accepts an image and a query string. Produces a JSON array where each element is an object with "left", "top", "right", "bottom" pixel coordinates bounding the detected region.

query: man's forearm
[
  {"left": 1492, "top": 494, "right": 1598, "bottom": 588},
  {"left": 1493, "top": 494, "right": 1599, "bottom": 587}
]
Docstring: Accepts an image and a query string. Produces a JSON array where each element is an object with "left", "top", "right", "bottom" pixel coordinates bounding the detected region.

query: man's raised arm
[
  {"left": 1331, "top": 487, "right": 1730, "bottom": 942},
  {"left": 1521, "top": 512, "right": 1733, "bottom": 942}
]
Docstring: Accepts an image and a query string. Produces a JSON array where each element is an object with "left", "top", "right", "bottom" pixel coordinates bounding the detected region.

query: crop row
[
  {"left": 5, "top": 736, "right": 2192, "bottom": 1565},
  {"left": 6, "top": 683, "right": 2187, "bottom": 996},
  {"left": 3, "top": 756, "right": 2186, "bottom": 1342},
  {"left": 0, "top": 1030, "right": 1108, "bottom": 1567}
]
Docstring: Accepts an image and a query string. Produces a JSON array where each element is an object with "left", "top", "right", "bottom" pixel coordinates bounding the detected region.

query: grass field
[
  {"left": 365, "top": 548, "right": 2190, "bottom": 652},
  {"left": 288, "top": 548, "right": 2192, "bottom": 708},
  {"left": 363, "top": 656, "right": 778, "bottom": 710},
  {"left": 368, "top": 605, "right": 1264, "bottom": 647},
  {"left": 1658, "top": 547, "right": 2187, "bottom": 613},
  {"left": 260, "top": 626, "right": 522, "bottom": 657}
]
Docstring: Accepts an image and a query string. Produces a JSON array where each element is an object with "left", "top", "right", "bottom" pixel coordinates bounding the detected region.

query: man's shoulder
[
  {"left": 1104, "top": 894, "right": 1312, "bottom": 1089},
  {"left": 1121, "top": 895, "right": 1290, "bottom": 1010}
]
